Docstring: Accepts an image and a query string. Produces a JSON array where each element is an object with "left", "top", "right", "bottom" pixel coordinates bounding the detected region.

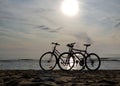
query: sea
[{"left": 0, "top": 57, "right": 120, "bottom": 70}]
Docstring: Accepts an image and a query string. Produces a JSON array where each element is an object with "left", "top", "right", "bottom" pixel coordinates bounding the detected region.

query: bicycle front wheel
[
  {"left": 39, "top": 52, "right": 57, "bottom": 71},
  {"left": 85, "top": 53, "right": 101, "bottom": 71},
  {"left": 58, "top": 52, "right": 75, "bottom": 71}
]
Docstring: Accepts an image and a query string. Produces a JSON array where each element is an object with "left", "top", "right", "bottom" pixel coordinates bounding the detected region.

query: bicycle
[
  {"left": 72, "top": 43, "right": 101, "bottom": 71},
  {"left": 58, "top": 43, "right": 101, "bottom": 71},
  {"left": 39, "top": 42, "right": 60, "bottom": 71},
  {"left": 39, "top": 42, "right": 74, "bottom": 71},
  {"left": 58, "top": 43, "right": 85, "bottom": 71}
]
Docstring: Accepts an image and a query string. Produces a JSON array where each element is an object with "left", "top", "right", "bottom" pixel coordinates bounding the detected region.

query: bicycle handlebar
[{"left": 51, "top": 42, "right": 60, "bottom": 46}]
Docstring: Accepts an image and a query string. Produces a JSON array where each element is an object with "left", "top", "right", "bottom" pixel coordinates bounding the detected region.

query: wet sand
[{"left": 0, "top": 70, "right": 120, "bottom": 86}]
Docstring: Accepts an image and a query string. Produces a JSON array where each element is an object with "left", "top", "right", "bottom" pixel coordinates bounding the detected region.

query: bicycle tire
[
  {"left": 85, "top": 53, "right": 101, "bottom": 71},
  {"left": 72, "top": 52, "right": 85, "bottom": 71},
  {"left": 58, "top": 52, "right": 75, "bottom": 71},
  {"left": 39, "top": 52, "right": 57, "bottom": 71}
]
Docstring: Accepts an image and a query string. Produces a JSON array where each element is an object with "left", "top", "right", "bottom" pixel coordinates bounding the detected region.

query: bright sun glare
[{"left": 61, "top": 0, "right": 79, "bottom": 16}]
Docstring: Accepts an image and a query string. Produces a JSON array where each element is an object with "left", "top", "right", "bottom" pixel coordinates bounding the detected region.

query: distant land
[
  {"left": 0, "top": 59, "right": 38, "bottom": 62},
  {"left": 0, "top": 57, "right": 120, "bottom": 62}
]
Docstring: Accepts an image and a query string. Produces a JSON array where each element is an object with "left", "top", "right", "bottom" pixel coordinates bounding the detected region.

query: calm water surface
[{"left": 0, "top": 58, "right": 120, "bottom": 70}]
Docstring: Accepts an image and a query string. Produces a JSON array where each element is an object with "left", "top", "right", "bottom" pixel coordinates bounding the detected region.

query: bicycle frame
[
  {"left": 67, "top": 45, "right": 83, "bottom": 61},
  {"left": 53, "top": 49, "right": 61, "bottom": 57},
  {"left": 52, "top": 43, "right": 74, "bottom": 66},
  {"left": 51, "top": 44, "right": 61, "bottom": 60},
  {"left": 72, "top": 47, "right": 89, "bottom": 58}
]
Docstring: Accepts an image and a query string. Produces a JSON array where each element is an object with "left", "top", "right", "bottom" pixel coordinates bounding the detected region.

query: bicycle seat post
[
  {"left": 85, "top": 46, "right": 88, "bottom": 52},
  {"left": 84, "top": 44, "right": 91, "bottom": 52},
  {"left": 67, "top": 42, "right": 75, "bottom": 53},
  {"left": 51, "top": 42, "right": 60, "bottom": 53}
]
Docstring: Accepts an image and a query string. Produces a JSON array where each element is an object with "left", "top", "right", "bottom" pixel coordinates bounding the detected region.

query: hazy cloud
[
  {"left": 49, "top": 27, "right": 63, "bottom": 33},
  {"left": 36, "top": 25, "right": 45, "bottom": 28},
  {"left": 115, "top": 22, "right": 120, "bottom": 28},
  {"left": 36, "top": 25, "right": 62, "bottom": 33},
  {"left": 73, "top": 32, "right": 93, "bottom": 44},
  {"left": 34, "top": 8, "right": 56, "bottom": 13},
  {"left": 0, "top": 0, "right": 120, "bottom": 59}
]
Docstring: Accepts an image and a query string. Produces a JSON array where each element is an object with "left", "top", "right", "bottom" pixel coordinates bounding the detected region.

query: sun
[{"left": 61, "top": 0, "right": 79, "bottom": 16}]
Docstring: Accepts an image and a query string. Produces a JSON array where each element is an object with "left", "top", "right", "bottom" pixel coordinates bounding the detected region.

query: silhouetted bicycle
[
  {"left": 39, "top": 42, "right": 60, "bottom": 71},
  {"left": 58, "top": 43, "right": 101, "bottom": 71},
  {"left": 58, "top": 43, "right": 85, "bottom": 71},
  {"left": 39, "top": 42, "right": 74, "bottom": 71},
  {"left": 73, "top": 43, "right": 101, "bottom": 71}
]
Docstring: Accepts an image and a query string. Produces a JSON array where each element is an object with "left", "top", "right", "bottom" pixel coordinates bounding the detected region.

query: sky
[{"left": 0, "top": 0, "right": 120, "bottom": 59}]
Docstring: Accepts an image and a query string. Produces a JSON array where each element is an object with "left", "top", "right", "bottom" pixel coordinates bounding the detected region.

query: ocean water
[
  {"left": 0, "top": 58, "right": 120, "bottom": 70},
  {"left": 0, "top": 59, "right": 40, "bottom": 70}
]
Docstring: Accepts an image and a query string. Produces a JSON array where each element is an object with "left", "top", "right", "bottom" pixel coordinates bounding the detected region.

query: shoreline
[{"left": 0, "top": 70, "right": 120, "bottom": 86}]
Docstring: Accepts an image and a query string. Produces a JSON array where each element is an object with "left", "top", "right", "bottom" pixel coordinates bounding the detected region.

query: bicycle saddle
[
  {"left": 84, "top": 44, "right": 91, "bottom": 46},
  {"left": 67, "top": 43, "right": 75, "bottom": 47},
  {"left": 52, "top": 42, "right": 60, "bottom": 45}
]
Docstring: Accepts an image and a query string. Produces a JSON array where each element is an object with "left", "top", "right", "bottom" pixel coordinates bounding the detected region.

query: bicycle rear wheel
[
  {"left": 58, "top": 52, "right": 75, "bottom": 71},
  {"left": 39, "top": 52, "right": 57, "bottom": 71},
  {"left": 85, "top": 53, "right": 101, "bottom": 71},
  {"left": 72, "top": 52, "right": 85, "bottom": 71}
]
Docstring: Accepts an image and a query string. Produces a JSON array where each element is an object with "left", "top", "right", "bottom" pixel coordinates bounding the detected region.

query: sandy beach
[{"left": 0, "top": 70, "right": 120, "bottom": 86}]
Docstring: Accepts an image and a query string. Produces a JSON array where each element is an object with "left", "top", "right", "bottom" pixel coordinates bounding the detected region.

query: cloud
[
  {"left": 36, "top": 25, "right": 62, "bottom": 33},
  {"left": 34, "top": 8, "right": 56, "bottom": 13},
  {"left": 73, "top": 32, "right": 93, "bottom": 44},
  {"left": 0, "top": 28, "right": 28, "bottom": 40},
  {"left": 37, "top": 25, "right": 49, "bottom": 30},
  {"left": 0, "top": 0, "right": 58, "bottom": 27},
  {"left": 49, "top": 27, "right": 63, "bottom": 33},
  {"left": 36, "top": 25, "right": 44, "bottom": 28},
  {"left": 0, "top": 0, "right": 120, "bottom": 59},
  {"left": 36, "top": 25, "right": 51, "bottom": 30},
  {"left": 115, "top": 22, "right": 120, "bottom": 28}
]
